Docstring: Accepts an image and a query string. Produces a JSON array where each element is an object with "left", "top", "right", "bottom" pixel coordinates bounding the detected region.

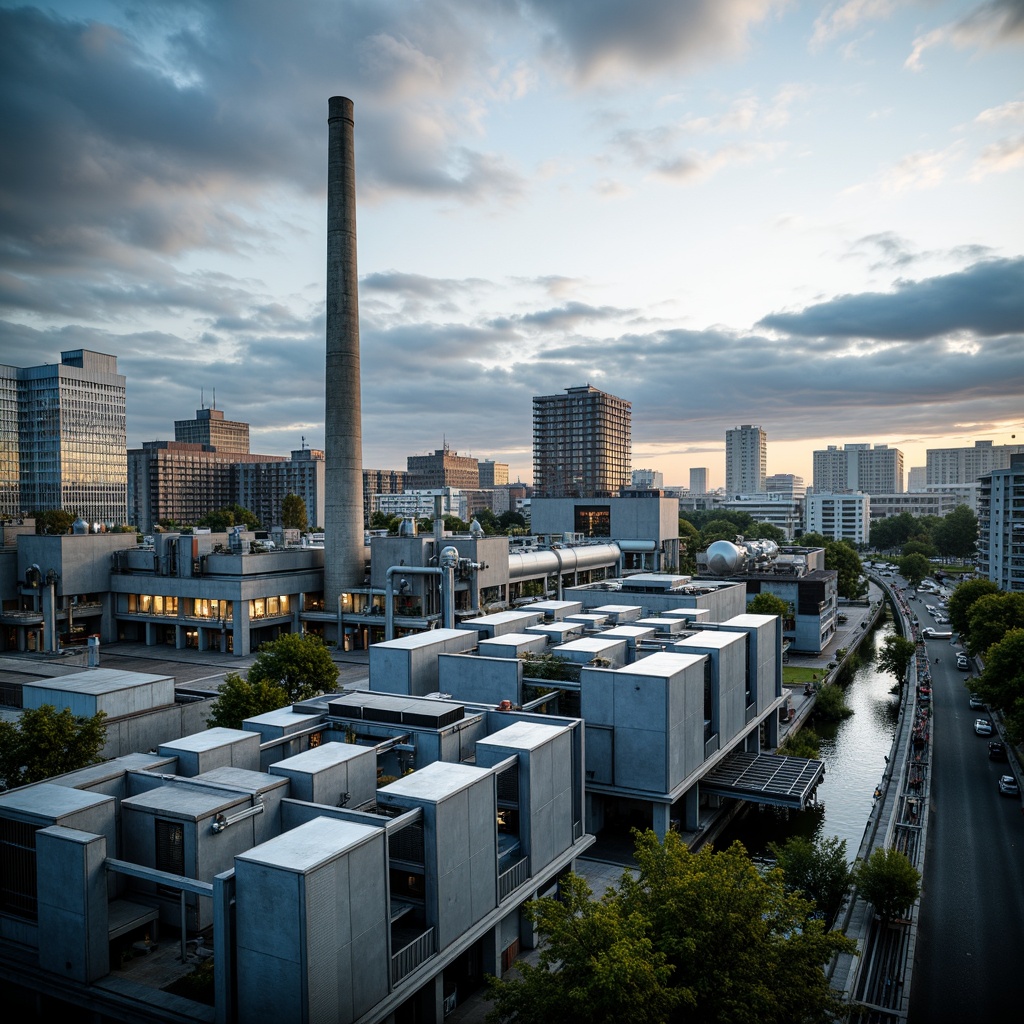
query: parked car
[
  {"left": 957, "top": 655, "right": 970, "bottom": 671},
  {"left": 997, "top": 775, "right": 1019, "bottom": 797},
  {"left": 969, "top": 693, "right": 985, "bottom": 709},
  {"left": 988, "top": 741, "right": 1008, "bottom": 761},
  {"left": 974, "top": 718, "right": 994, "bottom": 736}
]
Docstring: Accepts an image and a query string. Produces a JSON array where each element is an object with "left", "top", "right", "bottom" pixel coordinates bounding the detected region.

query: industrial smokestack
[{"left": 324, "top": 96, "right": 365, "bottom": 608}]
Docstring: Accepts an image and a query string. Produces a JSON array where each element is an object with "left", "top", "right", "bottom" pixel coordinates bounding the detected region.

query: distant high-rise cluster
[
  {"left": 813, "top": 443, "right": 903, "bottom": 495},
  {"left": 689, "top": 467, "right": 708, "bottom": 493},
  {"left": 725, "top": 424, "right": 766, "bottom": 496},
  {"left": 533, "top": 385, "right": 632, "bottom": 498},
  {"left": 926, "top": 439, "right": 1024, "bottom": 486},
  {"left": 0, "top": 349, "right": 126, "bottom": 524}
]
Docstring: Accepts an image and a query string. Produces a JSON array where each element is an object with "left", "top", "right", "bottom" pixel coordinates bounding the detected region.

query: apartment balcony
[
  {"left": 391, "top": 925, "right": 436, "bottom": 986},
  {"left": 498, "top": 856, "right": 530, "bottom": 902}
]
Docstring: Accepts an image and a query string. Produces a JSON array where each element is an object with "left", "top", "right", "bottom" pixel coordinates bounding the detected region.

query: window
[
  {"left": 155, "top": 819, "right": 185, "bottom": 897},
  {"left": 0, "top": 818, "right": 40, "bottom": 920}
]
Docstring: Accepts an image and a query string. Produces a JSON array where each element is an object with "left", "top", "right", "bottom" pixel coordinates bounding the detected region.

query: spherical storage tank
[{"left": 705, "top": 540, "right": 744, "bottom": 576}]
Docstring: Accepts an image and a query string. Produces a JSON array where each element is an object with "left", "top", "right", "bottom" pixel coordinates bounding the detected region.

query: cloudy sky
[{"left": 2, "top": 0, "right": 1022, "bottom": 489}]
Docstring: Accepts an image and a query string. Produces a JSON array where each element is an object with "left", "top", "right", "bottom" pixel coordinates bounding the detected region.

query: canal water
[{"left": 714, "top": 617, "right": 902, "bottom": 860}]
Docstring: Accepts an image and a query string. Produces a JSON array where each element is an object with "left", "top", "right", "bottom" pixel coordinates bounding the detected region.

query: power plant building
[{"left": 532, "top": 385, "right": 631, "bottom": 498}]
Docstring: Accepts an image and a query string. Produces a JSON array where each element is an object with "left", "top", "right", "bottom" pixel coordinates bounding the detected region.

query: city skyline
[{"left": 1, "top": 1, "right": 1021, "bottom": 490}]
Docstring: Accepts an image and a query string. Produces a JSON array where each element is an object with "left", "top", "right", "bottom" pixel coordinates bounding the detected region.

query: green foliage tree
[
  {"left": 814, "top": 684, "right": 853, "bottom": 721},
  {"left": 247, "top": 632, "right": 339, "bottom": 701},
  {"left": 196, "top": 504, "right": 261, "bottom": 532},
  {"left": 896, "top": 552, "right": 931, "bottom": 587},
  {"left": 520, "top": 653, "right": 577, "bottom": 682},
  {"left": 768, "top": 835, "right": 854, "bottom": 929},
  {"left": 32, "top": 509, "right": 76, "bottom": 535},
  {"left": 699, "top": 518, "right": 744, "bottom": 546},
  {"left": 965, "top": 592, "right": 1024, "bottom": 656},
  {"left": 0, "top": 705, "right": 107, "bottom": 789},
  {"left": 974, "top": 628, "right": 1024, "bottom": 743},
  {"left": 281, "top": 493, "right": 308, "bottom": 530},
  {"left": 901, "top": 540, "right": 935, "bottom": 559},
  {"left": 442, "top": 514, "right": 470, "bottom": 532},
  {"left": 475, "top": 508, "right": 499, "bottom": 535},
  {"left": 748, "top": 521, "right": 786, "bottom": 544},
  {"left": 932, "top": 503, "right": 978, "bottom": 561},
  {"left": 748, "top": 592, "right": 790, "bottom": 619},
  {"left": 947, "top": 578, "right": 999, "bottom": 641},
  {"left": 497, "top": 510, "right": 528, "bottom": 532},
  {"left": 368, "top": 510, "right": 392, "bottom": 531},
  {"left": 796, "top": 531, "right": 828, "bottom": 548},
  {"left": 486, "top": 873, "right": 681, "bottom": 1024},
  {"left": 855, "top": 847, "right": 921, "bottom": 924},
  {"left": 825, "top": 541, "right": 863, "bottom": 599},
  {"left": 205, "top": 672, "right": 291, "bottom": 730},
  {"left": 488, "top": 831, "right": 856, "bottom": 1024},
  {"left": 870, "top": 512, "right": 916, "bottom": 553},
  {"left": 779, "top": 726, "right": 822, "bottom": 759},
  {"left": 878, "top": 634, "right": 917, "bottom": 687}
]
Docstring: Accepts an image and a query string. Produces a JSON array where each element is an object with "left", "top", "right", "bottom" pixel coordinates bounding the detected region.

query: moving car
[
  {"left": 997, "top": 775, "right": 1019, "bottom": 797},
  {"left": 921, "top": 627, "right": 952, "bottom": 638},
  {"left": 974, "top": 718, "right": 994, "bottom": 736},
  {"left": 989, "top": 741, "right": 1008, "bottom": 761},
  {"left": 969, "top": 693, "right": 985, "bottom": 709}
]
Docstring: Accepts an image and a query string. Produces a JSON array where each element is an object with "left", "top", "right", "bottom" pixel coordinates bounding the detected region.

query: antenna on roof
[
  {"left": 201, "top": 388, "right": 204, "bottom": 409},
  {"left": 212, "top": 388, "right": 216, "bottom": 410}
]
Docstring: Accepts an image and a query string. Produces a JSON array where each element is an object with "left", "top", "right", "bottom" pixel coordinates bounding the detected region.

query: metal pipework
[
  {"left": 384, "top": 546, "right": 481, "bottom": 640},
  {"left": 211, "top": 800, "right": 264, "bottom": 833}
]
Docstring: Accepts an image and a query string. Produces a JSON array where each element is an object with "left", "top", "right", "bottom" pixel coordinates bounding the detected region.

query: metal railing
[
  {"left": 498, "top": 856, "right": 530, "bottom": 901},
  {"left": 391, "top": 927, "right": 435, "bottom": 985}
]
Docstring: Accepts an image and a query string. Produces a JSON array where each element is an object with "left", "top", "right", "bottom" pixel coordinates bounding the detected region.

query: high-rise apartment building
[
  {"left": 976, "top": 453, "right": 1024, "bottom": 592},
  {"left": 805, "top": 492, "right": 870, "bottom": 545},
  {"left": 926, "top": 439, "right": 1024, "bottom": 486},
  {"left": 1, "top": 349, "right": 127, "bottom": 523},
  {"left": 725, "top": 424, "right": 766, "bottom": 496},
  {"left": 235, "top": 448, "right": 325, "bottom": 531},
  {"left": 174, "top": 406, "right": 250, "bottom": 453},
  {"left": 406, "top": 445, "right": 479, "bottom": 490},
  {"left": 689, "top": 467, "right": 708, "bottom": 493},
  {"left": 478, "top": 459, "right": 509, "bottom": 488},
  {"left": 813, "top": 443, "right": 904, "bottom": 495},
  {"left": 532, "top": 385, "right": 631, "bottom": 498},
  {"left": 363, "top": 467, "right": 408, "bottom": 527}
]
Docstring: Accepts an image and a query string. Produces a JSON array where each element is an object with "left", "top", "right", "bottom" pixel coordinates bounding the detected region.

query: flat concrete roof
[
  {"left": 378, "top": 760, "right": 488, "bottom": 801},
  {"left": 673, "top": 630, "right": 745, "bottom": 651},
  {"left": 195, "top": 766, "right": 286, "bottom": 793},
  {"left": 596, "top": 626, "right": 656, "bottom": 640},
  {"left": 272, "top": 741, "right": 372, "bottom": 773},
  {"left": 552, "top": 637, "right": 621, "bottom": 654},
  {"left": 477, "top": 633, "right": 546, "bottom": 647},
  {"left": 121, "top": 784, "right": 240, "bottom": 817},
  {"left": 373, "top": 628, "right": 469, "bottom": 650},
  {"left": 661, "top": 607, "right": 711, "bottom": 619},
  {"left": 461, "top": 611, "right": 541, "bottom": 626},
  {"left": 589, "top": 605, "right": 643, "bottom": 616},
  {"left": 160, "top": 727, "right": 253, "bottom": 753},
  {"left": 721, "top": 613, "right": 777, "bottom": 627},
  {"left": 243, "top": 707, "right": 325, "bottom": 728},
  {"left": 237, "top": 816, "right": 381, "bottom": 872},
  {"left": 615, "top": 651, "right": 704, "bottom": 676},
  {"left": 478, "top": 720, "right": 568, "bottom": 752},
  {"left": 0, "top": 781, "right": 113, "bottom": 820},
  {"left": 26, "top": 668, "right": 173, "bottom": 695}
]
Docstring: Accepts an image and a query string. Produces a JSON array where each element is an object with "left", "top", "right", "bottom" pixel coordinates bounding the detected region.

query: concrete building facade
[
  {"left": 977, "top": 453, "right": 1024, "bottom": 592},
  {"left": 813, "top": 443, "right": 904, "bottom": 495},
  {"left": 926, "top": 439, "right": 1024, "bottom": 486},
  {"left": 805, "top": 492, "right": 870, "bottom": 545},
  {"left": 532, "top": 385, "right": 631, "bottom": 498},
  {"left": 689, "top": 467, "right": 708, "bottom": 494},
  {"left": 174, "top": 407, "right": 250, "bottom": 453},
  {"left": 406, "top": 445, "right": 479, "bottom": 491},
  {"left": 725, "top": 425, "right": 766, "bottom": 497},
  {"left": 1, "top": 349, "right": 127, "bottom": 525}
]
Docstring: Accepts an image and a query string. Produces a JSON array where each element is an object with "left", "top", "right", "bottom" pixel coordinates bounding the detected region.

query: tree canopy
[
  {"left": 196, "top": 504, "right": 261, "bottom": 532},
  {"left": 748, "top": 592, "right": 791, "bottom": 619},
  {"left": 32, "top": 509, "right": 76, "bottom": 535},
  {"left": 964, "top": 592, "right": 1024, "bottom": 657},
  {"left": 855, "top": 847, "right": 921, "bottom": 924},
  {"left": 0, "top": 705, "right": 107, "bottom": 790},
  {"left": 768, "top": 834, "right": 854, "bottom": 930},
  {"left": 281, "top": 493, "right": 308, "bottom": 530},
  {"left": 931, "top": 504, "right": 978, "bottom": 560},
  {"left": 205, "top": 672, "right": 293, "bottom": 730},
  {"left": 487, "top": 830, "right": 856, "bottom": 1024},
  {"left": 896, "top": 552, "right": 931, "bottom": 587},
  {"left": 946, "top": 578, "right": 999, "bottom": 641},
  {"left": 247, "top": 632, "right": 339, "bottom": 701},
  {"left": 974, "top": 627, "right": 1024, "bottom": 743},
  {"left": 877, "top": 634, "right": 917, "bottom": 687},
  {"left": 825, "top": 541, "right": 863, "bottom": 599}
]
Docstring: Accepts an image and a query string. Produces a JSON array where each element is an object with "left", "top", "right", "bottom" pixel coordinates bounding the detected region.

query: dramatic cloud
[{"left": 756, "top": 257, "right": 1024, "bottom": 340}]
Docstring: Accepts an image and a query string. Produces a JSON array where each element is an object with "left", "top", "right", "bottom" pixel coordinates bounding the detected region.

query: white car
[{"left": 974, "top": 718, "right": 994, "bottom": 736}]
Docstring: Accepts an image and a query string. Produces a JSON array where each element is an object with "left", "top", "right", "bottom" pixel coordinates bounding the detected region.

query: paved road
[{"left": 908, "top": 636, "right": 1024, "bottom": 1023}]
